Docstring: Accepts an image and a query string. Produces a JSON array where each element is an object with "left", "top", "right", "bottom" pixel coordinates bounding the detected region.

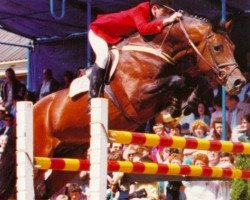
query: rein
[
  {"left": 178, "top": 20, "right": 238, "bottom": 84},
  {"left": 121, "top": 45, "right": 175, "bottom": 65},
  {"left": 120, "top": 16, "right": 238, "bottom": 84}
]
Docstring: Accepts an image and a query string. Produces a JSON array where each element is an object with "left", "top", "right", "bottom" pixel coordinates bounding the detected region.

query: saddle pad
[
  {"left": 69, "top": 75, "right": 90, "bottom": 97},
  {"left": 69, "top": 48, "right": 119, "bottom": 98}
]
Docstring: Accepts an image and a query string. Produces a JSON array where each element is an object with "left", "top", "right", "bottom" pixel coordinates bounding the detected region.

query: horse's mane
[
  {"left": 178, "top": 10, "right": 209, "bottom": 24},
  {"left": 119, "top": 10, "right": 212, "bottom": 45}
]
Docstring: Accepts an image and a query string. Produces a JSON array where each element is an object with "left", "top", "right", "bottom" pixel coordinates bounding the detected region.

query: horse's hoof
[
  {"left": 183, "top": 107, "right": 192, "bottom": 116},
  {"left": 169, "top": 106, "right": 182, "bottom": 118}
]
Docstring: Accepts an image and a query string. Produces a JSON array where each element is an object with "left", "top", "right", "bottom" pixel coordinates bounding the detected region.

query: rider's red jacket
[{"left": 89, "top": 2, "right": 164, "bottom": 44}]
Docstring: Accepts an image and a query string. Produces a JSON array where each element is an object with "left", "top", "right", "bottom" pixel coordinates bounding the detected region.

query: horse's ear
[
  {"left": 225, "top": 19, "right": 234, "bottom": 30},
  {"left": 211, "top": 15, "right": 235, "bottom": 33},
  {"left": 221, "top": 19, "right": 234, "bottom": 32}
]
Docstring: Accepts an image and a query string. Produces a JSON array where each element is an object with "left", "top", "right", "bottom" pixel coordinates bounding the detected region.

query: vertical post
[
  {"left": 221, "top": 0, "right": 227, "bottom": 140},
  {"left": 87, "top": 0, "right": 92, "bottom": 67},
  {"left": 222, "top": 87, "right": 226, "bottom": 140},
  {"left": 26, "top": 45, "right": 32, "bottom": 91},
  {"left": 221, "top": 0, "right": 226, "bottom": 23},
  {"left": 90, "top": 98, "right": 108, "bottom": 200},
  {"left": 16, "top": 101, "right": 34, "bottom": 200}
]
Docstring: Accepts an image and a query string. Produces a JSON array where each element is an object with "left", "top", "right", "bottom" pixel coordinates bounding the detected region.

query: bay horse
[{"left": 0, "top": 13, "right": 246, "bottom": 199}]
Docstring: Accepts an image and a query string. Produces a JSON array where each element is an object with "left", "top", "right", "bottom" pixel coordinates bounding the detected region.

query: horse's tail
[{"left": 0, "top": 129, "right": 16, "bottom": 199}]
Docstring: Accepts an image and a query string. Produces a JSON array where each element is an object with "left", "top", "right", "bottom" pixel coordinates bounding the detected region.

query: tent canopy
[
  {"left": 1, "top": 0, "right": 249, "bottom": 40},
  {"left": 0, "top": 0, "right": 249, "bottom": 90}
]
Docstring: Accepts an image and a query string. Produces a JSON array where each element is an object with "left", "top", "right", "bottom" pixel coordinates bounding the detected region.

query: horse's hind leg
[{"left": 43, "top": 142, "right": 89, "bottom": 198}]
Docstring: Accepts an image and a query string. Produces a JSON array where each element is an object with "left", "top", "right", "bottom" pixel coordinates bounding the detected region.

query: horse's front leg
[
  {"left": 141, "top": 75, "right": 188, "bottom": 118},
  {"left": 183, "top": 75, "right": 210, "bottom": 115}
]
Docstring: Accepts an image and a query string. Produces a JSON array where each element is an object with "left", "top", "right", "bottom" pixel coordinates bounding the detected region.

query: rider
[
  {"left": 89, "top": 0, "right": 182, "bottom": 96},
  {"left": 88, "top": 0, "right": 182, "bottom": 114}
]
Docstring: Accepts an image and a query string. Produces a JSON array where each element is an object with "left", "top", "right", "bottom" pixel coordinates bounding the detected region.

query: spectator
[
  {"left": 63, "top": 70, "right": 75, "bottom": 89},
  {"left": 153, "top": 123, "right": 167, "bottom": 136},
  {"left": 226, "top": 95, "right": 247, "bottom": 130},
  {"left": 106, "top": 183, "right": 120, "bottom": 200},
  {"left": 129, "top": 156, "right": 159, "bottom": 200},
  {"left": 9, "top": 96, "right": 22, "bottom": 119},
  {"left": 0, "top": 113, "right": 14, "bottom": 137},
  {"left": 169, "top": 124, "right": 181, "bottom": 137},
  {"left": 209, "top": 117, "right": 231, "bottom": 140},
  {"left": 56, "top": 194, "right": 69, "bottom": 200},
  {"left": 183, "top": 153, "right": 218, "bottom": 200},
  {"left": 151, "top": 123, "right": 169, "bottom": 163},
  {"left": 217, "top": 152, "right": 234, "bottom": 168},
  {"left": 107, "top": 150, "right": 123, "bottom": 189},
  {"left": 183, "top": 120, "right": 208, "bottom": 164},
  {"left": 0, "top": 135, "right": 8, "bottom": 159},
  {"left": 79, "top": 148, "right": 90, "bottom": 196},
  {"left": 109, "top": 143, "right": 123, "bottom": 153},
  {"left": 123, "top": 145, "right": 138, "bottom": 162},
  {"left": 207, "top": 151, "right": 220, "bottom": 167},
  {"left": 0, "top": 105, "right": 6, "bottom": 130},
  {"left": 203, "top": 78, "right": 222, "bottom": 109},
  {"left": 180, "top": 113, "right": 195, "bottom": 134},
  {"left": 191, "top": 120, "right": 208, "bottom": 138},
  {"left": 180, "top": 123, "right": 191, "bottom": 137},
  {"left": 237, "top": 114, "right": 250, "bottom": 143},
  {"left": 210, "top": 98, "right": 222, "bottom": 126},
  {"left": 24, "top": 90, "right": 37, "bottom": 103},
  {"left": 238, "top": 71, "right": 250, "bottom": 102},
  {"left": 38, "top": 68, "right": 60, "bottom": 100},
  {"left": 0, "top": 67, "right": 26, "bottom": 112},
  {"left": 155, "top": 147, "right": 171, "bottom": 164},
  {"left": 193, "top": 101, "right": 211, "bottom": 126},
  {"left": 67, "top": 183, "right": 86, "bottom": 200},
  {"left": 216, "top": 153, "right": 234, "bottom": 200},
  {"left": 166, "top": 153, "right": 184, "bottom": 200},
  {"left": 211, "top": 81, "right": 222, "bottom": 101}
]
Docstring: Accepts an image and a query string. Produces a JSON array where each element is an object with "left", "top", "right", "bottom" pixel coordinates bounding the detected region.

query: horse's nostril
[{"left": 234, "top": 79, "right": 244, "bottom": 88}]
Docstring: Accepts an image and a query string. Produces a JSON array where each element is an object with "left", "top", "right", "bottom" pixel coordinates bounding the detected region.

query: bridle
[
  {"left": 121, "top": 15, "right": 238, "bottom": 84},
  {"left": 178, "top": 19, "right": 238, "bottom": 84}
]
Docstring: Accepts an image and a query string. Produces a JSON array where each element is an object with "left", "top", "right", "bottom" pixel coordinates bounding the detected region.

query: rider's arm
[{"left": 163, "top": 12, "right": 182, "bottom": 26}]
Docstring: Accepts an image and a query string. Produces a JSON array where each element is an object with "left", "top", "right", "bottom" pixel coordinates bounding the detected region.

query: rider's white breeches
[{"left": 88, "top": 30, "right": 109, "bottom": 69}]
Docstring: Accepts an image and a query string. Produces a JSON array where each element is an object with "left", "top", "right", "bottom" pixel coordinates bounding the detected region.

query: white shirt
[
  {"left": 183, "top": 181, "right": 218, "bottom": 200},
  {"left": 39, "top": 80, "right": 51, "bottom": 99},
  {"left": 210, "top": 110, "right": 222, "bottom": 126}
]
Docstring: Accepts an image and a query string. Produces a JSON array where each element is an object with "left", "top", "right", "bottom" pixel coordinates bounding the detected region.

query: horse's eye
[{"left": 213, "top": 44, "right": 222, "bottom": 52}]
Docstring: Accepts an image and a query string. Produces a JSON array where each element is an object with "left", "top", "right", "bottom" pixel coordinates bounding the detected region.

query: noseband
[{"left": 178, "top": 20, "right": 238, "bottom": 84}]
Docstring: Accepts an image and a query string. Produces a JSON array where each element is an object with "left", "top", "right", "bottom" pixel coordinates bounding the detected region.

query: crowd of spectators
[
  {"left": 0, "top": 67, "right": 78, "bottom": 162},
  {"left": 0, "top": 67, "right": 250, "bottom": 199},
  {"left": 50, "top": 74, "right": 250, "bottom": 199}
]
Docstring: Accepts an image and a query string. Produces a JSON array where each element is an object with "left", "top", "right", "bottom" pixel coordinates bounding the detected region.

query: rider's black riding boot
[{"left": 89, "top": 64, "right": 105, "bottom": 98}]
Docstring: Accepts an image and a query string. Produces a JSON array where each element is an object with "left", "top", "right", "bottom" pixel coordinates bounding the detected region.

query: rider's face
[{"left": 151, "top": 5, "right": 168, "bottom": 19}]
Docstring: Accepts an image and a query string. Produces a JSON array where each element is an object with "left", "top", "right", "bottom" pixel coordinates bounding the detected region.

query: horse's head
[{"left": 159, "top": 14, "right": 246, "bottom": 94}]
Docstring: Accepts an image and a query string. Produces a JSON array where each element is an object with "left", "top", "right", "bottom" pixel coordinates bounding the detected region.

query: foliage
[{"left": 231, "top": 155, "right": 250, "bottom": 200}]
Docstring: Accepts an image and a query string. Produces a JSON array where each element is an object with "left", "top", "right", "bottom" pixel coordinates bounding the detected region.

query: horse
[{"left": 0, "top": 13, "right": 246, "bottom": 199}]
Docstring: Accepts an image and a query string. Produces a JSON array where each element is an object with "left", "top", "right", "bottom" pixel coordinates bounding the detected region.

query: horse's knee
[{"left": 169, "top": 75, "right": 185, "bottom": 89}]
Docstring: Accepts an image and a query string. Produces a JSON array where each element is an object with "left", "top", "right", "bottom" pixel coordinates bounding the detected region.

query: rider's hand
[{"left": 163, "top": 12, "right": 182, "bottom": 26}]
